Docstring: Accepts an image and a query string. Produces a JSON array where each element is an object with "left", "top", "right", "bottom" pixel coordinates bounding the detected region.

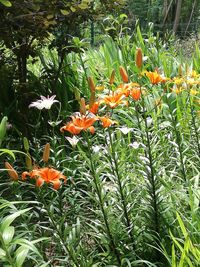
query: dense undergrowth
[{"left": 0, "top": 27, "right": 200, "bottom": 266}]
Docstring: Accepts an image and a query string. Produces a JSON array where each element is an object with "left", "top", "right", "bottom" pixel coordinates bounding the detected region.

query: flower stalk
[
  {"left": 85, "top": 133, "right": 121, "bottom": 265},
  {"left": 107, "top": 128, "right": 136, "bottom": 250}
]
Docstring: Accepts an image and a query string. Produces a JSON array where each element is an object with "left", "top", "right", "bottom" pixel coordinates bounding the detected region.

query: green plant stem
[
  {"left": 107, "top": 128, "right": 136, "bottom": 250},
  {"left": 189, "top": 96, "right": 200, "bottom": 158},
  {"left": 167, "top": 97, "right": 187, "bottom": 183},
  {"left": 38, "top": 192, "right": 79, "bottom": 267},
  {"left": 34, "top": 110, "right": 41, "bottom": 141},
  {"left": 79, "top": 52, "right": 88, "bottom": 81},
  {"left": 133, "top": 101, "right": 145, "bottom": 144},
  {"left": 140, "top": 90, "right": 160, "bottom": 236},
  {"left": 85, "top": 133, "right": 121, "bottom": 265},
  {"left": 143, "top": 114, "right": 159, "bottom": 235}
]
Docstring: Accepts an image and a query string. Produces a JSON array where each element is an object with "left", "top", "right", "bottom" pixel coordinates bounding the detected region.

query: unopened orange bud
[
  {"left": 4, "top": 162, "right": 18, "bottom": 180},
  {"left": 109, "top": 70, "right": 115, "bottom": 85},
  {"left": 119, "top": 66, "right": 128, "bottom": 83},
  {"left": 88, "top": 77, "right": 95, "bottom": 93},
  {"left": 178, "top": 65, "right": 182, "bottom": 77},
  {"left": 43, "top": 143, "right": 50, "bottom": 163},
  {"left": 80, "top": 97, "right": 86, "bottom": 115},
  {"left": 135, "top": 48, "right": 143, "bottom": 69},
  {"left": 89, "top": 91, "right": 95, "bottom": 109}
]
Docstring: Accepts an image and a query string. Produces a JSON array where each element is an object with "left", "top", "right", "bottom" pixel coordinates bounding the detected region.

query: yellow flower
[
  {"left": 172, "top": 77, "right": 184, "bottom": 86},
  {"left": 190, "top": 89, "right": 198, "bottom": 96},
  {"left": 172, "top": 85, "right": 183, "bottom": 94}
]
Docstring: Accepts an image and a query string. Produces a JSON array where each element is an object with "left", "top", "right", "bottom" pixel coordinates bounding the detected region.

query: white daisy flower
[{"left": 29, "top": 95, "right": 59, "bottom": 110}]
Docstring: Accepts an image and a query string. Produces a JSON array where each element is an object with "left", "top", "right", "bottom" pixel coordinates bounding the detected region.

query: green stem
[
  {"left": 85, "top": 133, "right": 121, "bottom": 265},
  {"left": 79, "top": 52, "right": 88, "bottom": 81},
  {"left": 34, "top": 110, "right": 41, "bottom": 141},
  {"left": 167, "top": 97, "right": 187, "bottom": 182},
  {"left": 107, "top": 128, "right": 136, "bottom": 250},
  {"left": 38, "top": 192, "right": 79, "bottom": 267},
  {"left": 140, "top": 89, "right": 160, "bottom": 236},
  {"left": 189, "top": 96, "right": 200, "bottom": 157},
  {"left": 143, "top": 114, "right": 159, "bottom": 235}
]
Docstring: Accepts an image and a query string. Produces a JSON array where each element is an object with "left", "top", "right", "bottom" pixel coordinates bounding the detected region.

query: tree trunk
[
  {"left": 184, "top": 0, "right": 197, "bottom": 36},
  {"left": 173, "top": 0, "right": 182, "bottom": 34},
  {"left": 163, "top": 0, "right": 174, "bottom": 26}
]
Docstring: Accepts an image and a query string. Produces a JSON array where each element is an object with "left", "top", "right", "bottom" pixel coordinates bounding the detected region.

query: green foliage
[
  {"left": 0, "top": 17, "right": 200, "bottom": 267},
  {"left": 0, "top": 200, "right": 47, "bottom": 266}
]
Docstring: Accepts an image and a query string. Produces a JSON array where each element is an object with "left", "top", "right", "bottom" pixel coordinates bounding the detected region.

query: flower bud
[
  {"left": 43, "top": 143, "right": 50, "bottom": 163},
  {"left": 23, "top": 137, "right": 29, "bottom": 151},
  {"left": 74, "top": 87, "right": 81, "bottom": 101},
  {"left": 25, "top": 152, "right": 32, "bottom": 169},
  {"left": 4, "top": 162, "right": 18, "bottom": 180},
  {"left": 88, "top": 76, "right": 95, "bottom": 93},
  {"left": 135, "top": 48, "right": 143, "bottom": 69},
  {"left": 0, "top": 116, "right": 8, "bottom": 146},
  {"left": 89, "top": 91, "right": 95, "bottom": 109},
  {"left": 119, "top": 66, "right": 128, "bottom": 83},
  {"left": 80, "top": 98, "right": 86, "bottom": 115},
  {"left": 109, "top": 70, "right": 115, "bottom": 85},
  {"left": 178, "top": 65, "right": 182, "bottom": 77}
]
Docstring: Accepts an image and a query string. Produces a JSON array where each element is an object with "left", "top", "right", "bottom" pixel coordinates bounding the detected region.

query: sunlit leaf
[
  {"left": 60, "top": 9, "right": 69, "bottom": 15},
  {"left": 0, "top": 0, "right": 12, "bottom": 7},
  {"left": 15, "top": 246, "right": 29, "bottom": 267},
  {"left": 0, "top": 208, "right": 32, "bottom": 232},
  {"left": 2, "top": 226, "right": 15, "bottom": 245}
]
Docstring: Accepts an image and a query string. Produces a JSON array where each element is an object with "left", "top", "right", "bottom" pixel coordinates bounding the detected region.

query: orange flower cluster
[
  {"left": 22, "top": 167, "right": 66, "bottom": 190},
  {"left": 4, "top": 163, "right": 66, "bottom": 190},
  {"left": 4, "top": 142, "right": 66, "bottom": 190},
  {"left": 60, "top": 114, "right": 98, "bottom": 135},
  {"left": 60, "top": 55, "right": 172, "bottom": 137},
  {"left": 60, "top": 113, "right": 117, "bottom": 135}
]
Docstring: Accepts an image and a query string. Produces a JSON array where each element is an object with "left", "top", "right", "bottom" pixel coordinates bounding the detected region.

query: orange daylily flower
[
  {"left": 101, "top": 93, "right": 128, "bottom": 108},
  {"left": 99, "top": 117, "right": 117, "bottom": 128},
  {"left": 117, "top": 82, "right": 140, "bottom": 97},
  {"left": 60, "top": 114, "right": 98, "bottom": 135},
  {"left": 22, "top": 167, "right": 66, "bottom": 190},
  {"left": 130, "top": 87, "right": 141, "bottom": 101},
  {"left": 145, "top": 70, "right": 166, "bottom": 84},
  {"left": 88, "top": 101, "right": 100, "bottom": 114}
]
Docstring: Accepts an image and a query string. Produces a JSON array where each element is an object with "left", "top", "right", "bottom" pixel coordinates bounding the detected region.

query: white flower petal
[{"left": 29, "top": 95, "right": 59, "bottom": 110}]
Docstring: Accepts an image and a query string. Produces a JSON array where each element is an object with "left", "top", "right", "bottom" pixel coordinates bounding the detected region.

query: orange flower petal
[
  {"left": 99, "top": 117, "right": 117, "bottom": 128},
  {"left": 22, "top": 171, "right": 29, "bottom": 180},
  {"left": 52, "top": 179, "right": 61, "bottom": 190},
  {"left": 130, "top": 88, "right": 141, "bottom": 101},
  {"left": 88, "top": 126, "right": 95, "bottom": 134},
  {"left": 36, "top": 177, "right": 44, "bottom": 187}
]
